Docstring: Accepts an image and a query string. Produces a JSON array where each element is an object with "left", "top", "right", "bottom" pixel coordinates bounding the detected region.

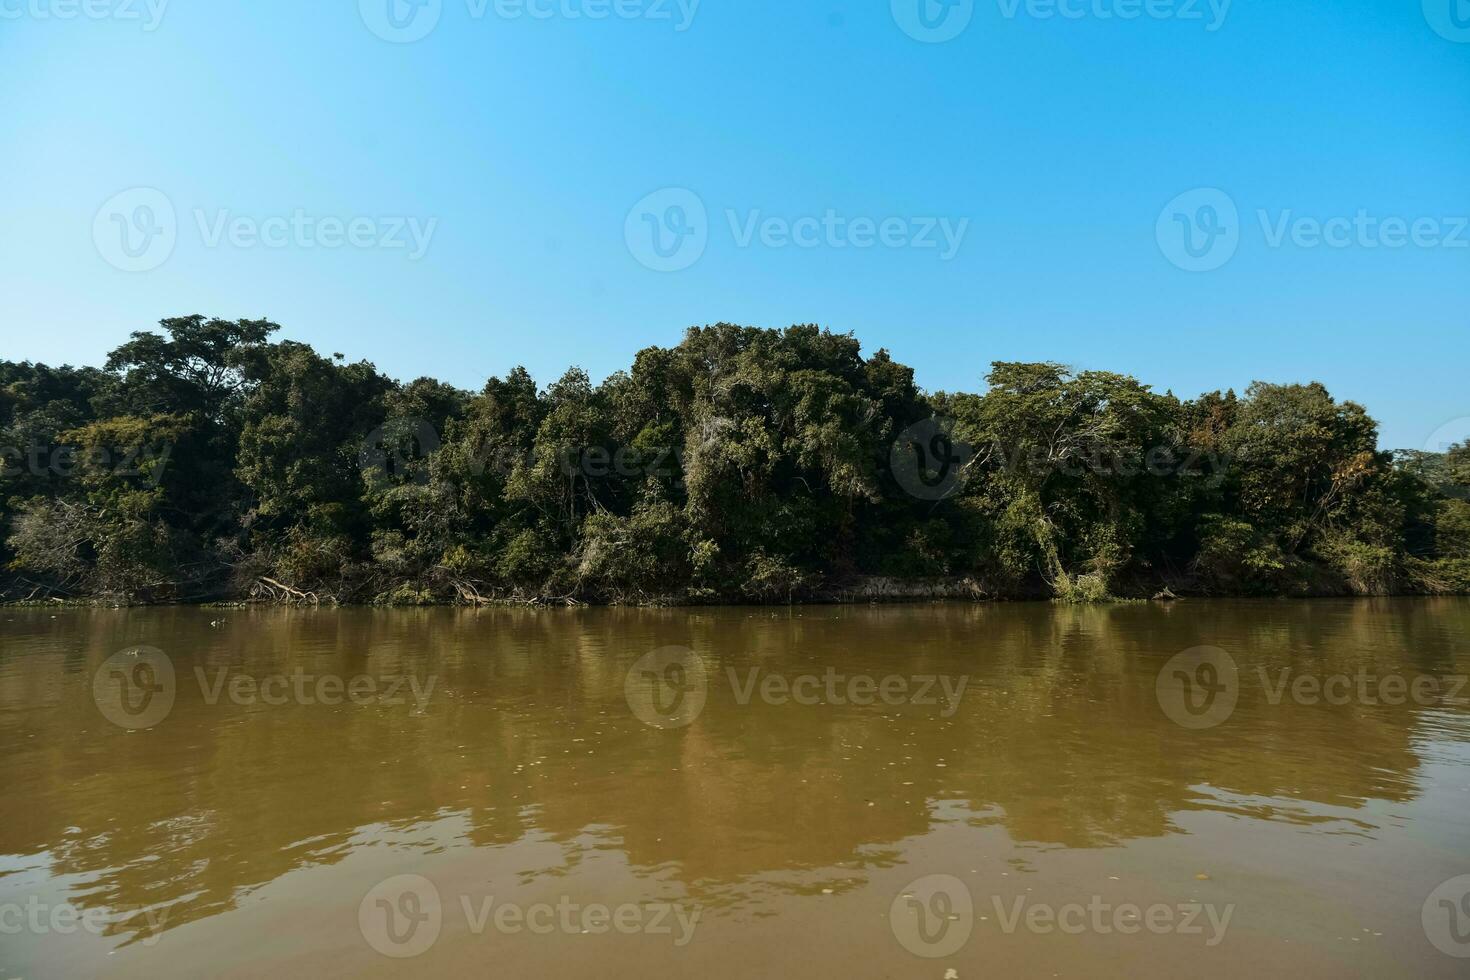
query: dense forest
[{"left": 2, "top": 316, "right": 1467, "bottom": 605}]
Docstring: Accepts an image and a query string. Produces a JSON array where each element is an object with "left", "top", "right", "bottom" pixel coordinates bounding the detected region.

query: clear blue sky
[{"left": 2, "top": 0, "right": 1467, "bottom": 450}]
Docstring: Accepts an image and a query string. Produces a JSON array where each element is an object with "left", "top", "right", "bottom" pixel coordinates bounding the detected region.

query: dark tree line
[{"left": 2, "top": 316, "right": 1467, "bottom": 604}]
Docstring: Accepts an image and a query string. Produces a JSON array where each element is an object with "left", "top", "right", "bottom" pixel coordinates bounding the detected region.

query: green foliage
[{"left": 2, "top": 316, "right": 1465, "bottom": 604}]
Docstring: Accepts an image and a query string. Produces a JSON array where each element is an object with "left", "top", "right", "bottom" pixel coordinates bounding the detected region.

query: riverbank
[{"left": 6, "top": 571, "right": 1465, "bottom": 608}]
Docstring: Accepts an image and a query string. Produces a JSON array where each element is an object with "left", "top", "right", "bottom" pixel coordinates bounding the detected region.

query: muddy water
[{"left": 1, "top": 600, "right": 1469, "bottom": 978}]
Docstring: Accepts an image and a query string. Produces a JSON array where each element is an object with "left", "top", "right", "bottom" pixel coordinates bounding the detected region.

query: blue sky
[{"left": 2, "top": 0, "right": 1467, "bottom": 450}]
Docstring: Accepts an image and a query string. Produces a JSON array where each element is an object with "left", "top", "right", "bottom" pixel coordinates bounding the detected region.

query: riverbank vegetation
[{"left": 3, "top": 316, "right": 1467, "bottom": 605}]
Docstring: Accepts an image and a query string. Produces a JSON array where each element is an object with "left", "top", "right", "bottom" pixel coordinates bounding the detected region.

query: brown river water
[{"left": 2, "top": 599, "right": 1469, "bottom": 978}]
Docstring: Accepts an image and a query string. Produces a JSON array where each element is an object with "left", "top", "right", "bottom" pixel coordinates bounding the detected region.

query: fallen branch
[{"left": 255, "top": 576, "right": 320, "bottom": 605}]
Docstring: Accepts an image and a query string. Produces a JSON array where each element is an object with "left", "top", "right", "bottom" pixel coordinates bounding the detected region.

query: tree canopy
[{"left": 3, "top": 317, "right": 1467, "bottom": 604}]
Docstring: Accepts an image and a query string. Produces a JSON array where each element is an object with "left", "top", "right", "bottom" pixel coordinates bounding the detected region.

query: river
[{"left": 2, "top": 599, "right": 1468, "bottom": 977}]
